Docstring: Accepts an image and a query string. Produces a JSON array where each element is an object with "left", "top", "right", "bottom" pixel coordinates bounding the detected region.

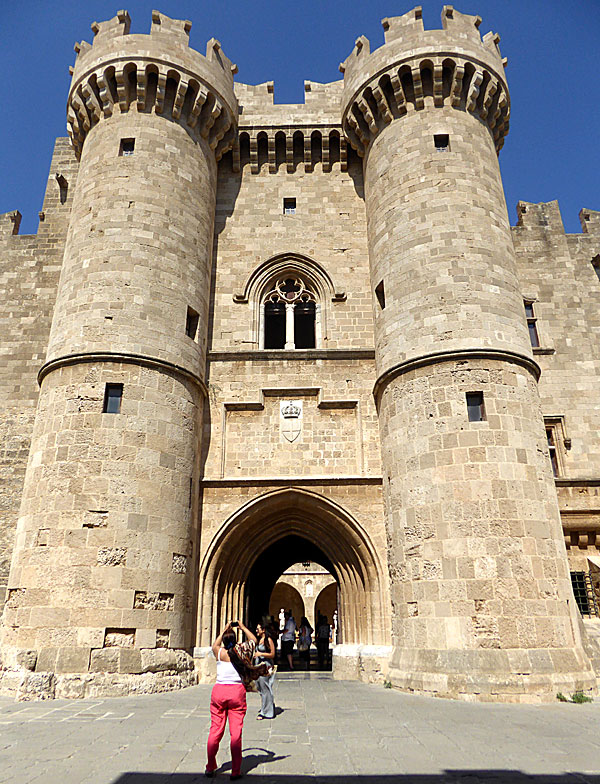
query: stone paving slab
[{"left": 0, "top": 674, "right": 599, "bottom": 783}]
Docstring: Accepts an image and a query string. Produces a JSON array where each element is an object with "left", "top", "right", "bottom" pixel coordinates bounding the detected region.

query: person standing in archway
[
  {"left": 316, "top": 615, "right": 332, "bottom": 670},
  {"left": 206, "top": 621, "right": 272, "bottom": 780},
  {"left": 255, "top": 622, "right": 277, "bottom": 720},
  {"left": 297, "top": 616, "right": 313, "bottom": 670},
  {"left": 280, "top": 610, "right": 296, "bottom": 670}
]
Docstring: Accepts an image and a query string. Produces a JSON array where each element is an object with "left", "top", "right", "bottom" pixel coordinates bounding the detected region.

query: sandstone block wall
[
  {"left": 512, "top": 202, "right": 600, "bottom": 571},
  {"left": 2, "top": 361, "right": 200, "bottom": 666},
  {"left": 0, "top": 139, "right": 79, "bottom": 606}
]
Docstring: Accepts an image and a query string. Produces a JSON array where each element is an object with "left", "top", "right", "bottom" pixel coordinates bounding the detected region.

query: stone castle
[{"left": 1, "top": 6, "right": 599, "bottom": 702}]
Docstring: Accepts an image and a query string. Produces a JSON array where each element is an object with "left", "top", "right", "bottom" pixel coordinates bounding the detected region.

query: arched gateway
[{"left": 196, "top": 488, "right": 389, "bottom": 660}]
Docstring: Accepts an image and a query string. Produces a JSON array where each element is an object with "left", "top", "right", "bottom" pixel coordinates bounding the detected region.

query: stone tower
[
  {"left": 1, "top": 12, "right": 237, "bottom": 689},
  {"left": 340, "top": 7, "right": 595, "bottom": 699}
]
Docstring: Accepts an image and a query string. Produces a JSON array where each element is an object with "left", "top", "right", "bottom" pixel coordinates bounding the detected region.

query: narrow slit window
[
  {"left": 103, "top": 384, "right": 123, "bottom": 414},
  {"left": 546, "top": 425, "right": 560, "bottom": 477},
  {"left": 524, "top": 300, "right": 540, "bottom": 348},
  {"left": 185, "top": 307, "right": 199, "bottom": 340},
  {"left": 119, "top": 138, "right": 135, "bottom": 156},
  {"left": 56, "top": 173, "right": 68, "bottom": 204},
  {"left": 375, "top": 281, "right": 385, "bottom": 310},
  {"left": 283, "top": 198, "right": 296, "bottom": 215},
  {"left": 466, "top": 392, "right": 485, "bottom": 422},
  {"left": 434, "top": 134, "right": 449, "bottom": 151}
]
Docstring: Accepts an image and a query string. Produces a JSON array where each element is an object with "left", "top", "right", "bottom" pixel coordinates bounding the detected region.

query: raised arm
[
  {"left": 212, "top": 623, "right": 231, "bottom": 657},
  {"left": 237, "top": 620, "right": 257, "bottom": 644}
]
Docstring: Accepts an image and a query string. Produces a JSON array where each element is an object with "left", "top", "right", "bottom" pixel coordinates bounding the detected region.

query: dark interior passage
[{"left": 246, "top": 534, "right": 334, "bottom": 625}]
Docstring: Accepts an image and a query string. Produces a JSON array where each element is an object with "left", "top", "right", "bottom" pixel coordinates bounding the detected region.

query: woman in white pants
[{"left": 255, "top": 623, "right": 276, "bottom": 720}]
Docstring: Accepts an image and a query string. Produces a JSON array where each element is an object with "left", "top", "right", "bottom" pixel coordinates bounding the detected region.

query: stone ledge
[
  {"left": 37, "top": 351, "right": 208, "bottom": 397},
  {"left": 201, "top": 475, "right": 383, "bottom": 487},
  {"left": 556, "top": 478, "right": 600, "bottom": 487},
  {"left": 207, "top": 349, "right": 375, "bottom": 362},
  {"left": 374, "top": 348, "right": 541, "bottom": 401}
]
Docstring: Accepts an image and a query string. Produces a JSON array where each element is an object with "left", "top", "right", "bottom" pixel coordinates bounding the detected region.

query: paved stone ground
[{"left": 0, "top": 673, "right": 599, "bottom": 784}]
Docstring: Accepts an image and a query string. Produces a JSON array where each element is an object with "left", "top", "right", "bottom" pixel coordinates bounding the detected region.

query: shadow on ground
[{"left": 114, "top": 773, "right": 600, "bottom": 783}]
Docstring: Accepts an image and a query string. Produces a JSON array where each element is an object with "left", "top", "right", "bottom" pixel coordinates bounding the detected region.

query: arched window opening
[
  {"left": 263, "top": 276, "right": 317, "bottom": 350},
  {"left": 239, "top": 132, "right": 250, "bottom": 168},
  {"left": 294, "top": 301, "right": 316, "bottom": 349},
  {"left": 264, "top": 301, "right": 286, "bottom": 349},
  {"left": 257, "top": 132, "right": 268, "bottom": 171},
  {"left": 275, "top": 131, "right": 286, "bottom": 170}
]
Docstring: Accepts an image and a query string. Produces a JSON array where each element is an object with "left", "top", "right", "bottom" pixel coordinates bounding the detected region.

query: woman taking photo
[
  {"left": 206, "top": 621, "right": 272, "bottom": 780},
  {"left": 255, "top": 622, "right": 276, "bottom": 720}
]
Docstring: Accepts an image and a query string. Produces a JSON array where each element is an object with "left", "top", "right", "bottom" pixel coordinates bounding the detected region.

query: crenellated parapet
[
  {"left": 340, "top": 5, "right": 510, "bottom": 155},
  {"left": 67, "top": 10, "right": 238, "bottom": 160}
]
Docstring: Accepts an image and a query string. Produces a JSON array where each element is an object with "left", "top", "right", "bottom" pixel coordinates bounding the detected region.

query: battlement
[
  {"left": 68, "top": 10, "right": 238, "bottom": 160},
  {"left": 235, "top": 80, "right": 342, "bottom": 126},
  {"left": 515, "top": 201, "right": 565, "bottom": 232},
  {"left": 341, "top": 6, "right": 504, "bottom": 84},
  {"left": 0, "top": 211, "right": 21, "bottom": 239},
  {"left": 340, "top": 5, "right": 509, "bottom": 156},
  {"left": 514, "top": 201, "right": 600, "bottom": 237},
  {"left": 580, "top": 208, "right": 600, "bottom": 234}
]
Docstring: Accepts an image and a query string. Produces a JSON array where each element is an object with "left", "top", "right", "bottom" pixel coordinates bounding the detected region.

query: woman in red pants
[{"left": 206, "top": 621, "right": 271, "bottom": 780}]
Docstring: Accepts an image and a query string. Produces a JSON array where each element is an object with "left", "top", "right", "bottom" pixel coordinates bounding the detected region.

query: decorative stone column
[
  {"left": 341, "top": 7, "right": 595, "bottom": 701},
  {"left": 0, "top": 11, "right": 237, "bottom": 699}
]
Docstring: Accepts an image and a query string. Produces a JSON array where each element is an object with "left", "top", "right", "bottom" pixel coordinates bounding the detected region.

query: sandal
[{"left": 256, "top": 714, "right": 266, "bottom": 720}]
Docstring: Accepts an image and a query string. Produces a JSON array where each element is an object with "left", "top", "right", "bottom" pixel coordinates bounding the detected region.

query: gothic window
[{"left": 263, "top": 276, "right": 317, "bottom": 350}]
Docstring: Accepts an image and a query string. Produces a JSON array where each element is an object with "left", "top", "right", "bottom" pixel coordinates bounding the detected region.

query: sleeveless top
[
  {"left": 216, "top": 646, "right": 242, "bottom": 684},
  {"left": 256, "top": 640, "right": 269, "bottom": 665}
]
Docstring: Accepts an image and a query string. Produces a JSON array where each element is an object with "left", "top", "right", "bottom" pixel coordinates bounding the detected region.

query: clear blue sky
[{"left": 1, "top": 0, "right": 598, "bottom": 234}]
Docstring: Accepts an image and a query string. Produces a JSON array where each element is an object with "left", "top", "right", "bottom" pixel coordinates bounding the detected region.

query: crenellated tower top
[
  {"left": 67, "top": 9, "right": 239, "bottom": 160},
  {"left": 340, "top": 5, "right": 509, "bottom": 155}
]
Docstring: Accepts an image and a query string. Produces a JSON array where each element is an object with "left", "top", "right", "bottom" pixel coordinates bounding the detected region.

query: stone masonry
[{"left": 0, "top": 7, "right": 599, "bottom": 702}]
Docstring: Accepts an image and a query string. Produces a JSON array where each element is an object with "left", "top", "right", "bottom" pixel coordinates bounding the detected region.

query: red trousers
[{"left": 206, "top": 683, "right": 247, "bottom": 776}]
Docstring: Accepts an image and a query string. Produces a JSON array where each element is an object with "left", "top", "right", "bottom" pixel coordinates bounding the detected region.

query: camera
[{"left": 230, "top": 621, "right": 239, "bottom": 628}]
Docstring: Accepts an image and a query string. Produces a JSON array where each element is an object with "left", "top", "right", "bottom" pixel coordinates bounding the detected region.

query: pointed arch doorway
[{"left": 196, "top": 488, "right": 389, "bottom": 654}]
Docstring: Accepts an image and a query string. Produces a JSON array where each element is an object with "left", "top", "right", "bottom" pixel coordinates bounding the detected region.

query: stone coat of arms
[{"left": 280, "top": 400, "right": 302, "bottom": 443}]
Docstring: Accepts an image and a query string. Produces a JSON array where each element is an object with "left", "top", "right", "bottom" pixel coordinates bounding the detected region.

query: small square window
[
  {"left": 119, "top": 138, "right": 135, "bottom": 156},
  {"left": 103, "top": 384, "right": 123, "bottom": 414},
  {"left": 434, "top": 134, "right": 449, "bottom": 151},
  {"left": 283, "top": 198, "right": 296, "bottom": 215},
  {"left": 375, "top": 281, "right": 385, "bottom": 310},
  {"left": 185, "top": 307, "right": 199, "bottom": 340},
  {"left": 466, "top": 392, "right": 485, "bottom": 422}
]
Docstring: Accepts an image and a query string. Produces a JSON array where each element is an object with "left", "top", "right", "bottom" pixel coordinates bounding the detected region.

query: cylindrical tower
[
  {"left": 341, "top": 6, "right": 595, "bottom": 700},
  {"left": 1, "top": 11, "right": 237, "bottom": 695}
]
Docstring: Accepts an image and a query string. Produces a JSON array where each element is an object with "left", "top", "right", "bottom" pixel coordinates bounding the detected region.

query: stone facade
[{"left": 0, "top": 8, "right": 599, "bottom": 702}]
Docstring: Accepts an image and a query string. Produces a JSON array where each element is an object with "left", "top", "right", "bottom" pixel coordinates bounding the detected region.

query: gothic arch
[
  {"left": 233, "top": 253, "right": 346, "bottom": 349},
  {"left": 196, "top": 487, "right": 388, "bottom": 647}
]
